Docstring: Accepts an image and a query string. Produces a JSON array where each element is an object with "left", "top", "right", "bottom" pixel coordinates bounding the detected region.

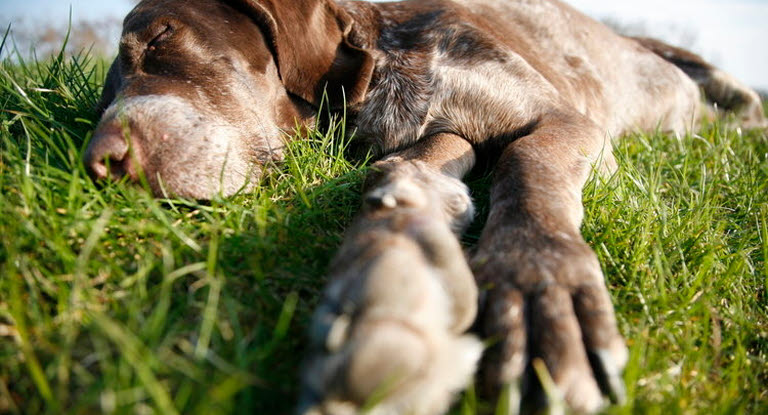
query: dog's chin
[
  {"left": 137, "top": 135, "right": 262, "bottom": 200},
  {"left": 139, "top": 135, "right": 281, "bottom": 202},
  {"left": 144, "top": 164, "right": 260, "bottom": 200}
]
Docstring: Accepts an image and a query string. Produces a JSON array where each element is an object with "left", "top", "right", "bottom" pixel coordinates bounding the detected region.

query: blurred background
[{"left": 1, "top": 0, "right": 767, "bottom": 92}]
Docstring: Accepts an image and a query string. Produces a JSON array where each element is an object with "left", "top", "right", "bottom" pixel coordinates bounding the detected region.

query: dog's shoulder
[{"left": 344, "top": 0, "right": 563, "bottom": 154}]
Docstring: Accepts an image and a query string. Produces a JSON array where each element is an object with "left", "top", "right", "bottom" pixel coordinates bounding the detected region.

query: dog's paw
[
  {"left": 363, "top": 159, "right": 475, "bottom": 233},
  {"left": 705, "top": 69, "right": 768, "bottom": 130},
  {"left": 300, "top": 315, "right": 481, "bottom": 415},
  {"left": 474, "top": 236, "right": 627, "bottom": 414},
  {"left": 298, "top": 206, "right": 481, "bottom": 415}
]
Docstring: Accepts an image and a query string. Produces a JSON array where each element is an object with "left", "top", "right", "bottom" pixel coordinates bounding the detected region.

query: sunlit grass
[{"left": 1, "top": 49, "right": 767, "bottom": 414}]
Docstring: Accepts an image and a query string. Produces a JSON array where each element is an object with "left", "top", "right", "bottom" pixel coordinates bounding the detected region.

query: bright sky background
[{"left": 1, "top": 0, "right": 767, "bottom": 89}]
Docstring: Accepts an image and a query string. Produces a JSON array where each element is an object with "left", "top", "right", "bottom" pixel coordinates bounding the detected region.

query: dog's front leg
[
  {"left": 299, "top": 134, "right": 481, "bottom": 415},
  {"left": 474, "top": 114, "right": 626, "bottom": 414}
]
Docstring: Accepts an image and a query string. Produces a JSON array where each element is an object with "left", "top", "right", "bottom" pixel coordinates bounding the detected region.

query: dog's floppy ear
[{"left": 235, "top": 0, "right": 374, "bottom": 108}]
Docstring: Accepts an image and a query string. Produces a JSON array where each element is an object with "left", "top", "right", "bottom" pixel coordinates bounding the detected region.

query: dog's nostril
[{"left": 84, "top": 129, "right": 131, "bottom": 181}]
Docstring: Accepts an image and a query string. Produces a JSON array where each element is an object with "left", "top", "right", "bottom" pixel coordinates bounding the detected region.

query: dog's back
[{"left": 348, "top": 0, "right": 762, "bottom": 150}]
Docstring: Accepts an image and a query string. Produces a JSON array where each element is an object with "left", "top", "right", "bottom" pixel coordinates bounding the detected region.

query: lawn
[{"left": 1, "top": 50, "right": 767, "bottom": 414}]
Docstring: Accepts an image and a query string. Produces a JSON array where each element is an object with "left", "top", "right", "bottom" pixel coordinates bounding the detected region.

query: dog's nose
[{"left": 84, "top": 126, "right": 137, "bottom": 181}]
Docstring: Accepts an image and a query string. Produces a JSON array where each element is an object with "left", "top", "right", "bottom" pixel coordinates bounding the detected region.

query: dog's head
[{"left": 85, "top": 0, "right": 374, "bottom": 198}]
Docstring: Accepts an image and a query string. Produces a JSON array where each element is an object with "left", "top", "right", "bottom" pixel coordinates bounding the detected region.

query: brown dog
[{"left": 85, "top": 0, "right": 766, "bottom": 413}]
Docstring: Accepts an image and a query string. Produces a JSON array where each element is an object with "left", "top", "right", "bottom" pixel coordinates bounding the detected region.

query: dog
[{"left": 85, "top": 0, "right": 766, "bottom": 413}]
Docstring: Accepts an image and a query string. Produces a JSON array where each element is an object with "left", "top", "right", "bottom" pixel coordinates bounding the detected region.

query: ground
[{"left": 1, "top": 51, "right": 767, "bottom": 414}]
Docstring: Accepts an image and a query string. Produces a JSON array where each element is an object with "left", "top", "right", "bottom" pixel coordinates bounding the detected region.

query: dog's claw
[
  {"left": 365, "top": 191, "right": 398, "bottom": 209},
  {"left": 588, "top": 349, "right": 626, "bottom": 405},
  {"left": 325, "top": 315, "right": 351, "bottom": 353}
]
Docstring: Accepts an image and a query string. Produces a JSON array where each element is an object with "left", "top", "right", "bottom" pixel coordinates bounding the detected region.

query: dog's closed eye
[{"left": 147, "top": 24, "right": 173, "bottom": 52}]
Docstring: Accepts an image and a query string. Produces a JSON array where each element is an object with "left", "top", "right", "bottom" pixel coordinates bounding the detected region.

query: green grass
[{"left": 1, "top": 50, "right": 767, "bottom": 414}]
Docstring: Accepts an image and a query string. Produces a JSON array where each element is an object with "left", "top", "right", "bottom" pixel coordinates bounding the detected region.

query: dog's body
[
  {"left": 85, "top": 0, "right": 766, "bottom": 413},
  {"left": 347, "top": 0, "right": 699, "bottom": 151}
]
